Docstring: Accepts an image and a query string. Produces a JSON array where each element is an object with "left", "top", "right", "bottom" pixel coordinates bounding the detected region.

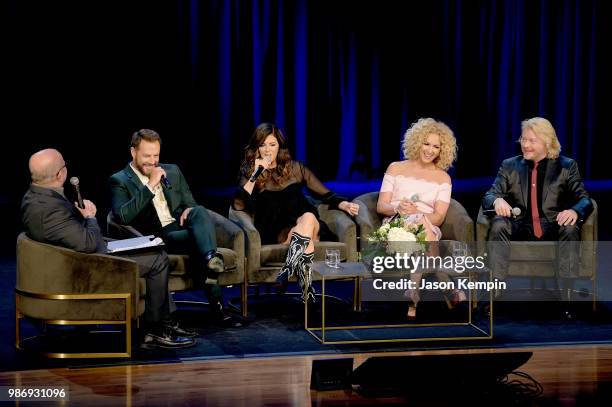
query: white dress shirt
[{"left": 130, "top": 163, "right": 176, "bottom": 227}]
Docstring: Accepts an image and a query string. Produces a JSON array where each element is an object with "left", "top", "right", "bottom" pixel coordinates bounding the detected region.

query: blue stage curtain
[
  {"left": 175, "top": 0, "right": 605, "bottom": 181},
  {"left": 4, "top": 0, "right": 609, "bottom": 188}
]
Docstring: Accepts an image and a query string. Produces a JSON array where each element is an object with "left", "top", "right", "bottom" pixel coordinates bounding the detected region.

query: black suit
[
  {"left": 482, "top": 155, "right": 593, "bottom": 280},
  {"left": 21, "top": 184, "right": 173, "bottom": 323},
  {"left": 482, "top": 155, "right": 592, "bottom": 222}
]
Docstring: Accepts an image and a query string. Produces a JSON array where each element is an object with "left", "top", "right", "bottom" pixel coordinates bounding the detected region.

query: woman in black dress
[{"left": 233, "top": 123, "right": 359, "bottom": 302}]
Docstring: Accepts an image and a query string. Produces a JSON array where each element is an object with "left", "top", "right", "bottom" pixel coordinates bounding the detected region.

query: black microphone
[
  {"left": 160, "top": 175, "right": 172, "bottom": 189},
  {"left": 155, "top": 164, "right": 171, "bottom": 189},
  {"left": 69, "top": 177, "right": 85, "bottom": 209},
  {"left": 249, "top": 165, "right": 265, "bottom": 182},
  {"left": 483, "top": 207, "right": 522, "bottom": 217}
]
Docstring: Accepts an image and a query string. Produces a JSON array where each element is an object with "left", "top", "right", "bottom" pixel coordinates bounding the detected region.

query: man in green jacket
[{"left": 109, "top": 129, "right": 235, "bottom": 325}]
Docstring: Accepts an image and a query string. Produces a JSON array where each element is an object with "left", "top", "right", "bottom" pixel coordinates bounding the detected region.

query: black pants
[
  {"left": 487, "top": 216, "right": 581, "bottom": 285},
  {"left": 117, "top": 249, "right": 174, "bottom": 323}
]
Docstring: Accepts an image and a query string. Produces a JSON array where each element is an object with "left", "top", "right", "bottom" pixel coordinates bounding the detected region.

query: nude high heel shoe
[
  {"left": 404, "top": 288, "right": 419, "bottom": 320},
  {"left": 444, "top": 289, "right": 467, "bottom": 309}
]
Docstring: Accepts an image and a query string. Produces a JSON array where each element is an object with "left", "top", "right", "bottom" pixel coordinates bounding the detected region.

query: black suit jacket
[
  {"left": 109, "top": 163, "right": 198, "bottom": 236},
  {"left": 21, "top": 185, "right": 107, "bottom": 253},
  {"left": 482, "top": 155, "right": 593, "bottom": 222}
]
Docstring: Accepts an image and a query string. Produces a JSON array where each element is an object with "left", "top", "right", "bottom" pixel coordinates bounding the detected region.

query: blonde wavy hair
[
  {"left": 520, "top": 117, "right": 561, "bottom": 159},
  {"left": 402, "top": 118, "right": 457, "bottom": 170}
]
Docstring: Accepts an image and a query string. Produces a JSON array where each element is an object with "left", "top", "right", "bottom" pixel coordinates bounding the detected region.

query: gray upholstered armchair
[
  {"left": 107, "top": 209, "right": 247, "bottom": 317},
  {"left": 16, "top": 233, "right": 141, "bottom": 358},
  {"left": 476, "top": 199, "right": 598, "bottom": 305},
  {"left": 229, "top": 204, "right": 358, "bottom": 288},
  {"left": 352, "top": 192, "right": 475, "bottom": 249}
]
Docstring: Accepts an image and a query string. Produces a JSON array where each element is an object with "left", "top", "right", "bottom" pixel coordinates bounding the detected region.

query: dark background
[{"left": 2, "top": 0, "right": 610, "bottom": 251}]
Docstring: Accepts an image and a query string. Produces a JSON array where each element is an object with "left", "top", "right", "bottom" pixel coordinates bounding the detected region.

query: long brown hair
[{"left": 241, "top": 123, "right": 293, "bottom": 188}]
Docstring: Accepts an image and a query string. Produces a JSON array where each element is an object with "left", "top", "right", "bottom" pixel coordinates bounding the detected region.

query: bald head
[{"left": 29, "top": 149, "right": 65, "bottom": 186}]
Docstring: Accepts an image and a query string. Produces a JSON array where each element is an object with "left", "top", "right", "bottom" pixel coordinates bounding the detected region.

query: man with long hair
[{"left": 483, "top": 117, "right": 593, "bottom": 318}]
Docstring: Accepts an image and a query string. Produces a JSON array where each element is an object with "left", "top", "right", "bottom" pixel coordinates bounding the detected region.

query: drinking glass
[
  {"left": 452, "top": 242, "right": 468, "bottom": 259},
  {"left": 325, "top": 248, "right": 341, "bottom": 268}
]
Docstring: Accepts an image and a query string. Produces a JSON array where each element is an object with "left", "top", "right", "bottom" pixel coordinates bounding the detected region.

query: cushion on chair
[
  {"left": 476, "top": 199, "right": 598, "bottom": 280},
  {"left": 508, "top": 242, "right": 557, "bottom": 261},
  {"left": 108, "top": 210, "right": 246, "bottom": 295},
  {"left": 168, "top": 248, "right": 238, "bottom": 276},
  {"left": 167, "top": 248, "right": 241, "bottom": 291},
  {"left": 259, "top": 242, "right": 347, "bottom": 268},
  {"left": 259, "top": 244, "right": 289, "bottom": 266}
]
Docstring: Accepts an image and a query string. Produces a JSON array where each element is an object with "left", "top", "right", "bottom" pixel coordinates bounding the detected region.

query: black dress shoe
[
  {"left": 163, "top": 319, "right": 198, "bottom": 337},
  {"left": 205, "top": 251, "right": 225, "bottom": 274},
  {"left": 211, "top": 303, "right": 243, "bottom": 328},
  {"left": 477, "top": 303, "right": 491, "bottom": 318},
  {"left": 562, "top": 308, "right": 576, "bottom": 320},
  {"left": 141, "top": 329, "right": 196, "bottom": 350}
]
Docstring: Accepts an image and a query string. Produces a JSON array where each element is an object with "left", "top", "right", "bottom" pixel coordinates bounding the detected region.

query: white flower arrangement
[{"left": 368, "top": 216, "right": 427, "bottom": 256}]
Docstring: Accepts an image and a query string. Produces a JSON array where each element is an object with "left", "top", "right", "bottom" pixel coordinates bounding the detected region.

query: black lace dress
[{"left": 233, "top": 161, "right": 346, "bottom": 245}]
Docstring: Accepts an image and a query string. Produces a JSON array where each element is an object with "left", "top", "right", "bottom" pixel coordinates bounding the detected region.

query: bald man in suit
[{"left": 21, "top": 148, "right": 196, "bottom": 349}]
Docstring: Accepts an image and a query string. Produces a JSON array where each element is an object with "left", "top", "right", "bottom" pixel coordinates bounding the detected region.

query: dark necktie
[{"left": 531, "top": 161, "right": 543, "bottom": 238}]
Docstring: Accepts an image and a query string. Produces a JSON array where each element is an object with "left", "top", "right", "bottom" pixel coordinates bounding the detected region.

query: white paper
[{"left": 106, "top": 235, "right": 164, "bottom": 253}]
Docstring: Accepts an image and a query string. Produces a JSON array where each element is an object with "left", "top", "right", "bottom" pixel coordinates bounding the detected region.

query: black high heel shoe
[{"left": 274, "top": 268, "right": 290, "bottom": 294}]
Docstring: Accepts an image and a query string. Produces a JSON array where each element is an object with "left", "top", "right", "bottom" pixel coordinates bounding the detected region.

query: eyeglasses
[{"left": 56, "top": 162, "right": 67, "bottom": 177}]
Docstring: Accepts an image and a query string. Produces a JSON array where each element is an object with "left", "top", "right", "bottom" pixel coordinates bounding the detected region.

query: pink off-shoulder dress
[{"left": 380, "top": 174, "right": 452, "bottom": 241}]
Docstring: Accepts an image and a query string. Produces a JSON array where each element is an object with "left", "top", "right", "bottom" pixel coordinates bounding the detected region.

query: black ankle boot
[{"left": 204, "top": 250, "right": 225, "bottom": 274}]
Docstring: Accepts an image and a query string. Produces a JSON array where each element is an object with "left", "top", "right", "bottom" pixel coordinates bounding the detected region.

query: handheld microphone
[
  {"left": 69, "top": 177, "right": 85, "bottom": 209},
  {"left": 249, "top": 165, "right": 265, "bottom": 182},
  {"left": 483, "top": 207, "right": 522, "bottom": 217},
  {"left": 154, "top": 164, "right": 171, "bottom": 189},
  {"left": 160, "top": 175, "right": 172, "bottom": 189}
]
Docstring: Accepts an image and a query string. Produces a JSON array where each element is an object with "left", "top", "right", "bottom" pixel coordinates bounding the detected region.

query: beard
[{"left": 135, "top": 160, "right": 157, "bottom": 176}]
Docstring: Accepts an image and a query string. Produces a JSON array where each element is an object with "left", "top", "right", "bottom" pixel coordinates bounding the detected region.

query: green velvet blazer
[{"left": 109, "top": 163, "right": 198, "bottom": 236}]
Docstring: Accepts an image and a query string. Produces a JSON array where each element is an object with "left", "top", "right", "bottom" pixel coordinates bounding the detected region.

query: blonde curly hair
[{"left": 402, "top": 118, "right": 457, "bottom": 170}]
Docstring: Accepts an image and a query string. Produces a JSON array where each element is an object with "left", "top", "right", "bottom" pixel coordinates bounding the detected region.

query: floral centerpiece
[{"left": 367, "top": 216, "right": 428, "bottom": 256}]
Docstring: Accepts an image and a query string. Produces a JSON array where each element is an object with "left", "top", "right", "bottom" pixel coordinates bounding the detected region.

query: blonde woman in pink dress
[{"left": 377, "top": 118, "right": 466, "bottom": 320}]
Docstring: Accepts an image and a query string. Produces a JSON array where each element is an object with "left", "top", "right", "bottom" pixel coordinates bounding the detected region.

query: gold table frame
[{"left": 305, "top": 262, "right": 493, "bottom": 344}]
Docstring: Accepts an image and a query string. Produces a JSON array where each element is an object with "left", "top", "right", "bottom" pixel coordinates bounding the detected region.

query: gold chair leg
[
  {"left": 126, "top": 294, "right": 132, "bottom": 358},
  {"left": 352, "top": 277, "right": 358, "bottom": 311},
  {"left": 241, "top": 257, "right": 248, "bottom": 317},
  {"left": 15, "top": 294, "right": 22, "bottom": 350},
  {"left": 592, "top": 279, "right": 597, "bottom": 312},
  {"left": 241, "top": 283, "right": 248, "bottom": 318}
]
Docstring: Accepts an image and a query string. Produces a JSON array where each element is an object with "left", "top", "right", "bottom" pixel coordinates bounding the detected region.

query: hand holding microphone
[
  {"left": 70, "top": 177, "right": 85, "bottom": 209},
  {"left": 488, "top": 198, "right": 522, "bottom": 218},
  {"left": 397, "top": 198, "right": 419, "bottom": 215},
  {"left": 148, "top": 166, "right": 169, "bottom": 189},
  {"left": 70, "top": 177, "right": 96, "bottom": 217},
  {"left": 250, "top": 154, "right": 272, "bottom": 182},
  {"left": 76, "top": 200, "right": 97, "bottom": 219}
]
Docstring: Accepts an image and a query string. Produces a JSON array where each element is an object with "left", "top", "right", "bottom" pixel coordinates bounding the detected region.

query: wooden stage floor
[{"left": 1, "top": 344, "right": 612, "bottom": 406}]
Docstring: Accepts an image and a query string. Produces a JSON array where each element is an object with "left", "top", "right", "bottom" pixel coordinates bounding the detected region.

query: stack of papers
[{"left": 106, "top": 235, "right": 164, "bottom": 253}]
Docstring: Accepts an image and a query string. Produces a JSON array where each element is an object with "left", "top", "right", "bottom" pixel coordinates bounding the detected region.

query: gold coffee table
[{"left": 305, "top": 261, "right": 493, "bottom": 344}]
